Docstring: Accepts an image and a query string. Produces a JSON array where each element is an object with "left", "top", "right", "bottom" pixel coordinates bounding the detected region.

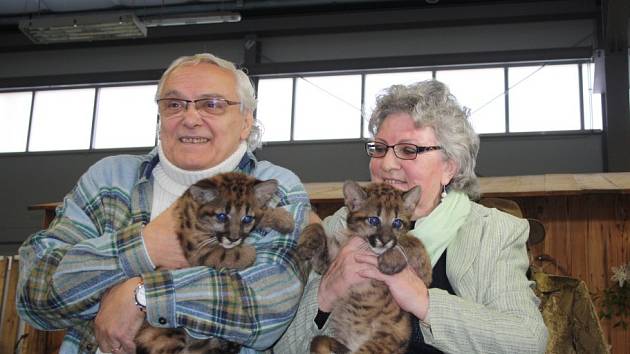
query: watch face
[{"left": 135, "top": 283, "right": 147, "bottom": 309}]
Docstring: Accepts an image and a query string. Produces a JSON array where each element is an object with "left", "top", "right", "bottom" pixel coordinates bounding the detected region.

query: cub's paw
[
  {"left": 377, "top": 248, "right": 408, "bottom": 275},
  {"left": 259, "top": 207, "right": 295, "bottom": 234},
  {"left": 399, "top": 235, "right": 433, "bottom": 286},
  {"left": 297, "top": 223, "right": 326, "bottom": 260}
]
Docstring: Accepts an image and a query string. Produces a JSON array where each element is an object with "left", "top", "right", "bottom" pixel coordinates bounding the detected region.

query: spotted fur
[
  {"left": 298, "top": 180, "right": 432, "bottom": 354},
  {"left": 135, "top": 172, "right": 295, "bottom": 354}
]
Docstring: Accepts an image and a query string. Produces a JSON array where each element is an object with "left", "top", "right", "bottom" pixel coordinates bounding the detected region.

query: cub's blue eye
[
  {"left": 241, "top": 215, "right": 254, "bottom": 224},
  {"left": 367, "top": 216, "right": 381, "bottom": 226},
  {"left": 392, "top": 219, "right": 403, "bottom": 229},
  {"left": 215, "top": 213, "right": 229, "bottom": 223}
]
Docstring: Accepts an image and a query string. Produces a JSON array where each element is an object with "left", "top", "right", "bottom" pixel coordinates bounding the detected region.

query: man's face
[{"left": 158, "top": 63, "right": 253, "bottom": 170}]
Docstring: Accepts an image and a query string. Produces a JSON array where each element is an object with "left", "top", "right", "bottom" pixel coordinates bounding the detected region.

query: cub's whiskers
[{"left": 191, "top": 237, "right": 220, "bottom": 258}]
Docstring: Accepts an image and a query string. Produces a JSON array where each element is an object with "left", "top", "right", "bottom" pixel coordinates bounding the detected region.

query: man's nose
[{"left": 181, "top": 103, "right": 203, "bottom": 126}]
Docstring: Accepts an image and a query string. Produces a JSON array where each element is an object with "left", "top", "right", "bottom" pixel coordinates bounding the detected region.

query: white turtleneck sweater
[{"left": 150, "top": 141, "right": 248, "bottom": 220}]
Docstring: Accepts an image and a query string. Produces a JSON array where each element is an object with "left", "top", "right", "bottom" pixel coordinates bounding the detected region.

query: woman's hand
[
  {"left": 355, "top": 253, "right": 430, "bottom": 321},
  {"left": 142, "top": 204, "right": 190, "bottom": 269},
  {"left": 317, "top": 237, "right": 374, "bottom": 312},
  {"left": 95, "top": 278, "right": 145, "bottom": 354}
]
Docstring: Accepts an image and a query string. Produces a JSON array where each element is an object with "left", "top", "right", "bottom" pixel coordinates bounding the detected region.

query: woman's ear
[{"left": 442, "top": 159, "right": 458, "bottom": 186}]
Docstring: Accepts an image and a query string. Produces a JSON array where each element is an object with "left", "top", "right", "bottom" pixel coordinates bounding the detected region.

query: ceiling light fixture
[
  {"left": 142, "top": 11, "right": 241, "bottom": 27},
  {"left": 19, "top": 12, "right": 147, "bottom": 44}
]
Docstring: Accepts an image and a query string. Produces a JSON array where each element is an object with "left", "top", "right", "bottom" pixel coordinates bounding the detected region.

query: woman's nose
[{"left": 381, "top": 148, "right": 401, "bottom": 171}]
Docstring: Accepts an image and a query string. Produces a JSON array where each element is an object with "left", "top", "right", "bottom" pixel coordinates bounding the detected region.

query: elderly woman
[{"left": 275, "top": 80, "right": 548, "bottom": 353}]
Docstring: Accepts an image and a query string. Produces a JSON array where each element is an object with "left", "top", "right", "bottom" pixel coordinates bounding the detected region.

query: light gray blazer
[{"left": 273, "top": 202, "right": 548, "bottom": 353}]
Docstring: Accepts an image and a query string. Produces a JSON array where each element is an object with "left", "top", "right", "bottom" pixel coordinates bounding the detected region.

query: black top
[{"left": 406, "top": 249, "right": 455, "bottom": 353}]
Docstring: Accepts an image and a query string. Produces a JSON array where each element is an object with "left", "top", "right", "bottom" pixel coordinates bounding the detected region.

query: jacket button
[{"left": 159, "top": 317, "right": 167, "bottom": 324}]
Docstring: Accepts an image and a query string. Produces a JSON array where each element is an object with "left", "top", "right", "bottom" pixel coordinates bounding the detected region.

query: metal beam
[
  {"left": 247, "top": 47, "right": 593, "bottom": 76},
  {"left": 0, "top": 0, "right": 599, "bottom": 52}
]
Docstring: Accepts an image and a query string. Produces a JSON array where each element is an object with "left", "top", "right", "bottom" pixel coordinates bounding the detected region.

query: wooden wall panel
[
  {"left": 0, "top": 257, "right": 20, "bottom": 354},
  {"left": 515, "top": 194, "right": 630, "bottom": 354},
  {"left": 607, "top": 195, "right": 629, "bottom": 354}
]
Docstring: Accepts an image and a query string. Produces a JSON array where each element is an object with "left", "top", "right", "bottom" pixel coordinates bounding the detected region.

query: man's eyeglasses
[
  {"left": 156, "top": 98, "right": 241, "bottom": 118},
  {"left": 365, "top": 141, "right": 442, "bottom": 160}
]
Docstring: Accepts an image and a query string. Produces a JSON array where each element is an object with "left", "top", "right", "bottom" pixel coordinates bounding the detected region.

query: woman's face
[{"left": 369, "top": 112, "right": 457, "bottom": 219}]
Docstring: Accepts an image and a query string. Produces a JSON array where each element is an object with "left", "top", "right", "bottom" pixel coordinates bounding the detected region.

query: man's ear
[{"left": 240, "top": 112, "right": 254, "bottom": 140}]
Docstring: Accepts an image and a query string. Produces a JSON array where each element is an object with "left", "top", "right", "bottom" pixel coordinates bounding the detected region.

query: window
[
  {"left": 93, "top": 85, "right": 158, "bottom": 149},
  {"left": 508, "top": 64, "right": 581, "bottom": 132},
  {"left": 436, "top": 68, "right": 505, "bottom": 134},
  {"left": 0, "top": 60, "right": 603, "bottom": 153},
  {"left": 29, "top": 88, "right": 95, "bottom": 152},
  {"left": 364, "top": 71, "right": 432, "bottom": 137},
  {"left": 256, "top": 78, "right": 293, "bottom": 142},
  {"left": 0, "top": 92, "right": 32, "bottom": 153},
  {"left": 293, "top": 75, "right": 362, "bottom": 140},
  {"left": 582, "top": 62, "right": 602, "bottom": 130},
  {"left": 256, "top": 60, "right": 601, "bottom": 144}
]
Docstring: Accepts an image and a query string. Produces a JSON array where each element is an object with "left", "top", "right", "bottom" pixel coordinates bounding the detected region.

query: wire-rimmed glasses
[{"left": 156, "top": 97, "right": 241, "bottom": 118}]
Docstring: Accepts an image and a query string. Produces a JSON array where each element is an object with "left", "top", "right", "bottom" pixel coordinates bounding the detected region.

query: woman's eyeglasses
[{"left": 365, "top": 141, "right": 442, "bottom": 160}]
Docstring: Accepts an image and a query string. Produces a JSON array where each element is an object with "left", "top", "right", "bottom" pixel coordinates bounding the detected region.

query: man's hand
[
  {"left": 142, "top": 204, "right": 189, "bottom": 269},
  {"left": 95, "top": 277, "right": 146, "bottom": 354},
  {"left": 317, "top": 237, "right": 374, "bottom": 312}
]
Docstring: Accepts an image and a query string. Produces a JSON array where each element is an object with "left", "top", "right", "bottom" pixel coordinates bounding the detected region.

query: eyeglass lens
[
  {"left": 157, "top": 98, "right": 233, "bottom": 117},
  {"left": 366, "top": 142, "right": 437, "bottom": 160}
]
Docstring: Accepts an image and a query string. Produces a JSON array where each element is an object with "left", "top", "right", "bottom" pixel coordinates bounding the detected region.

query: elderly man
[{"left": 17, "top": 53, "right": 310, "bottom": 354}]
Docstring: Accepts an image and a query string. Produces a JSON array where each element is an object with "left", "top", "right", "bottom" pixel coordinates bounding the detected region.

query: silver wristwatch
[{"left": 134, "top": 280, "right": 147, "bottom": 312}]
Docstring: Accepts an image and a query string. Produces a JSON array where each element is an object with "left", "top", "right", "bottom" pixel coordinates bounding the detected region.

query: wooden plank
[
  {"left": 20, "top": 323, "right": 48, "bottom": 354},
  {"left": 538, "top": 196, "right": 571, "bottom": 275},
  {"left": 0, "top": 256, "right": 8, "bottom": 342},
  {"left": 302, "top": 173, "right": 630, "bottom": 203},
  {"left": 47, "top": 330, "right": 65, "bottom": 354},
  {"left": 606, "top": 195, "right": 630, "bottom": 354},
  {"left": 586, "top": 195, "right": 612, "bottom": 348},
  {"left": 603, "top": 172, "right": 630, "bottom": 190},
  {"left": 479, "top": 175, "right": 545, "bottom": 196},
  {"left": 566, "top": 195, "right": 589, "bottom": 287},
  {"left": 29, "top": 173, "right": 626, "bottom": 205},
  {"left": 0, "top": 257, "right": 20, "bottom": 354},
  {"left": 575, "top": 173, "right": 619, "bottom": 192},
  {"left": 543, "top": 174, "right": 579, "bottom": 193}
]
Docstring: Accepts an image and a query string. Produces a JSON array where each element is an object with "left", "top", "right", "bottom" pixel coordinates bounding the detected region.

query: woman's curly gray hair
[
  {"left": 368, "top": 80, "right": 480, "bottom": 199},
  {"left": 156, "top": 53, "right": 262, "bottom": 151}
]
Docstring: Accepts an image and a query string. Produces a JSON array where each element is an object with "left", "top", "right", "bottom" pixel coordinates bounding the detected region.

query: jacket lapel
[{"left": 446, "top": 203, "right": 487, "bottom": 296}]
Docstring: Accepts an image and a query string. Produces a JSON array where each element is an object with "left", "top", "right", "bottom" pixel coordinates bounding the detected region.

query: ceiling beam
[{"left": 0, "top": 0, "right": 599, "bottom": 52}]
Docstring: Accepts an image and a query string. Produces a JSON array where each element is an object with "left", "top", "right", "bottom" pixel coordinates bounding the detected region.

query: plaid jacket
[{"left": 17, "top": 149, "right": 310, "bottom": 354}]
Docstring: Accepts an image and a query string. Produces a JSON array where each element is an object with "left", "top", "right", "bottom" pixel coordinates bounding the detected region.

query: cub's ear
[
  {"left": 189, "top": 182, "right": 219, "bottom": 204},
  {"left": 402, "top": 185, "right": 422, "bottom": 214},
  {"left": 343, "top": 180, "right": 367, "bottom": 212},
  {"left": 254, "top": 179, "right": 279, "bottom": 206}
]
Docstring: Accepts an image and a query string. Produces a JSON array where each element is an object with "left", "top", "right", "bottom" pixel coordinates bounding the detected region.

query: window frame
[
  {"left": 0, "top": 58, "right": 603, "bottom": 155},
  {"left": 254, "top": 58, "right": 600, "bottom": 145},
  {"left": 0, "top": 80, "right": 158, "bottom": 155}
]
